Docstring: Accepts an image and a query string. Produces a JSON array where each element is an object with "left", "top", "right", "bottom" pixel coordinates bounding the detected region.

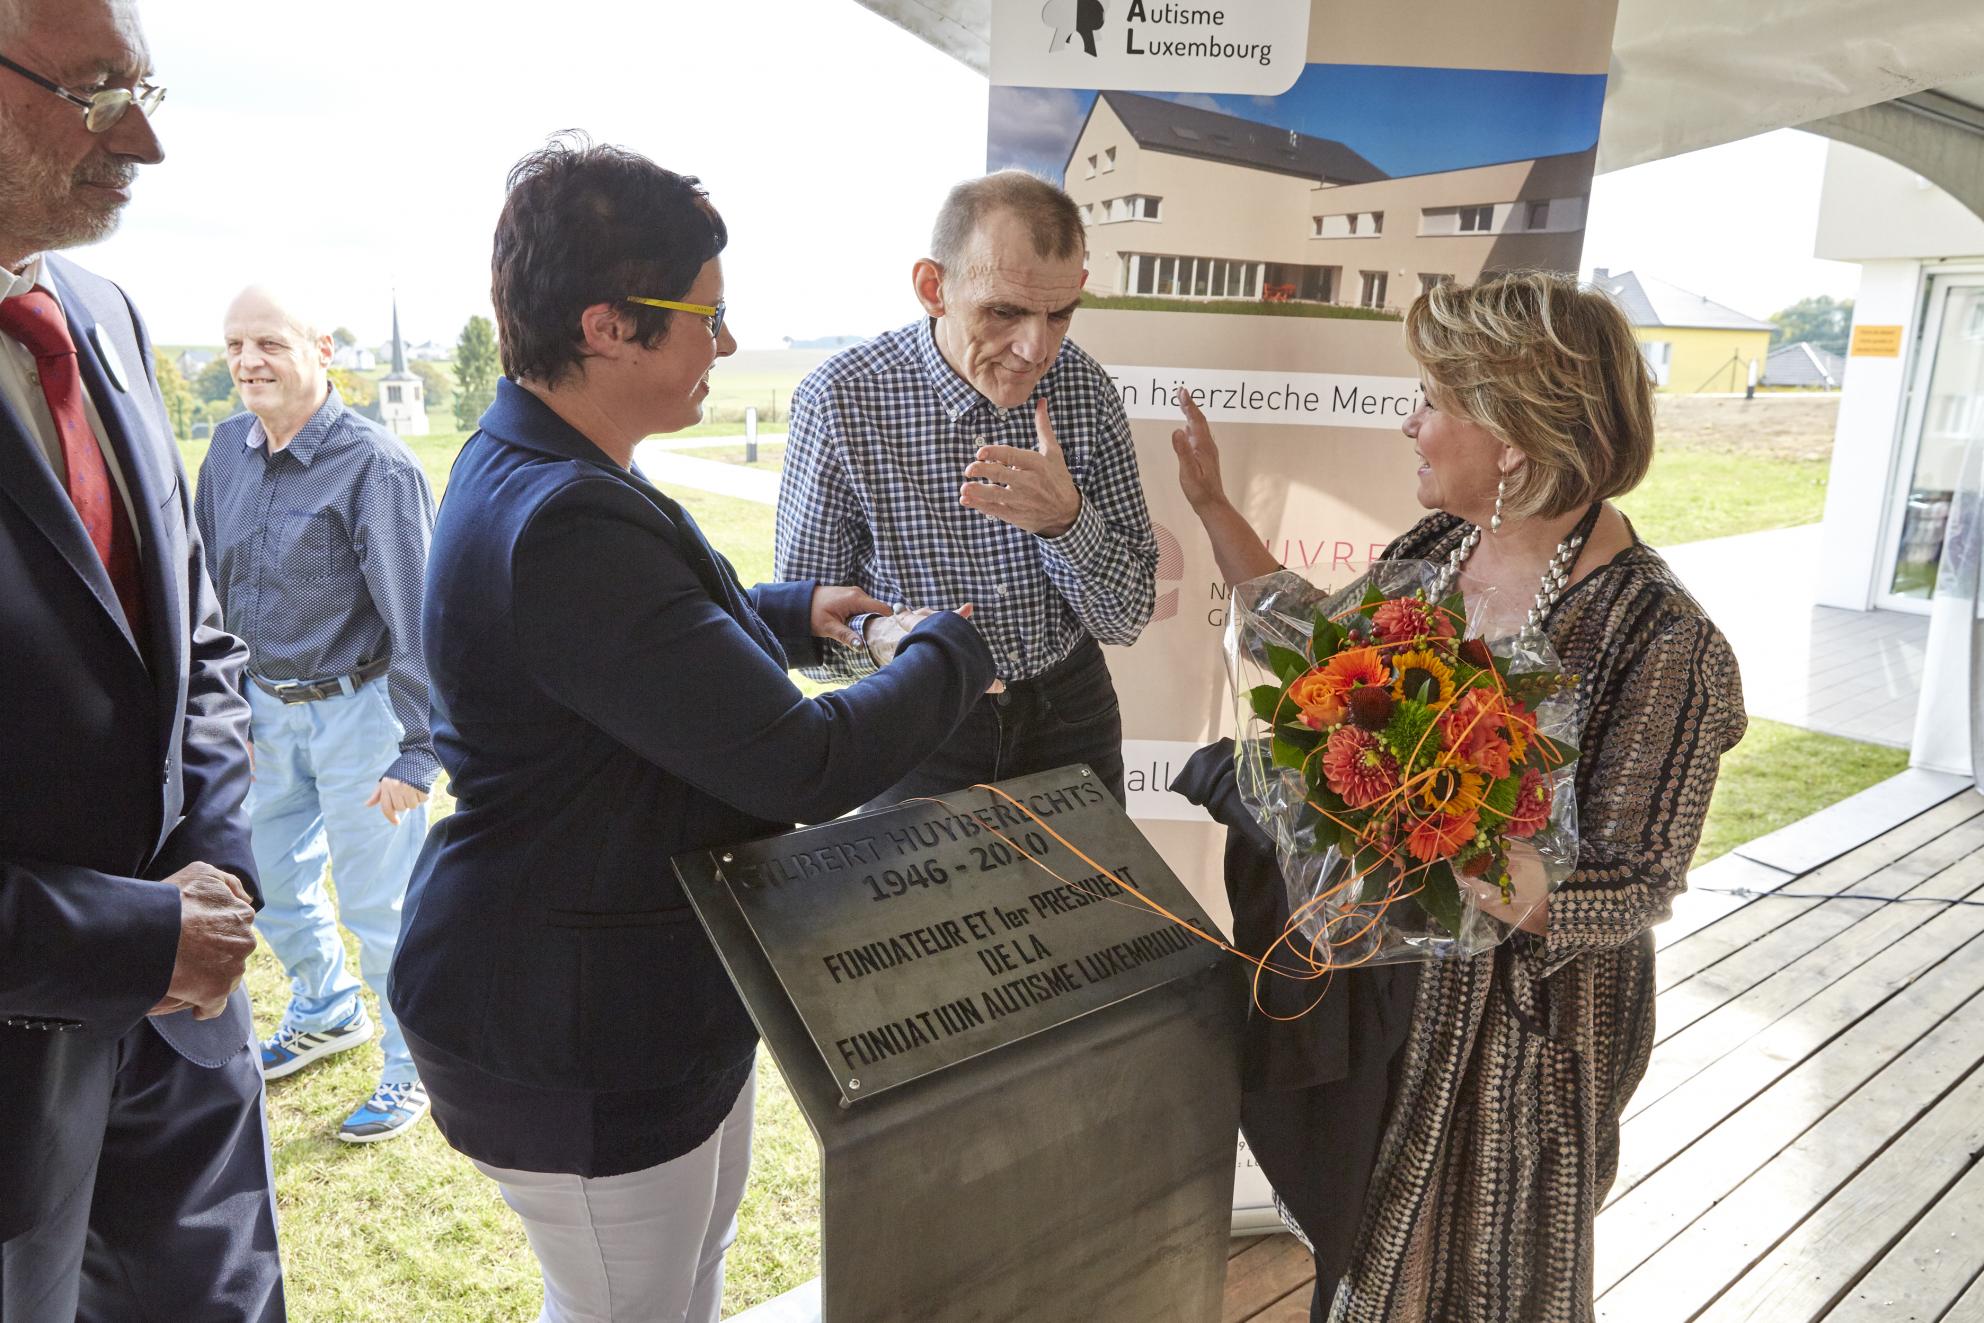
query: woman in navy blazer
[{"left": 390, "top": 139, "right": 996, "bottom": 1323}]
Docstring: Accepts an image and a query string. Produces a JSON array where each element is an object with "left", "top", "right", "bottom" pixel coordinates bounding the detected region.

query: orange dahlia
[
  {"left": 1508, "top": 767, "right": 1552, "bottom": 838},
  {"left": 1406, "top": 808, "right": 1480, "bottom": 862},
  {"left": 1321, "top": 726, "right": 1401, "bottom": 808}
]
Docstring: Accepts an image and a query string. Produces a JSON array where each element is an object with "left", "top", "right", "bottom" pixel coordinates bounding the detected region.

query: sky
[
  {"left": 76, "top": 1, "right": 1862, "bottom": 351},
  {"left": 987, "top": 67, "right": 1609, "bottom": 182}
]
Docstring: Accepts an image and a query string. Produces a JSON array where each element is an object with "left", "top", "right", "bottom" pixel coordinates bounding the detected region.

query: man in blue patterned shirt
[
  {"left": 777, "top": 172, "right": 1156, "bottom": 805},
  {"left": 194, "top": 285, "right": 436, "bottom": 1142}
]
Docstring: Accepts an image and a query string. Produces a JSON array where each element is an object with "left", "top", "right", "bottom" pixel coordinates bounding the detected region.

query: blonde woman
[{"left": 1173, "top": 270, "right": 1745, "bottom": 1321}]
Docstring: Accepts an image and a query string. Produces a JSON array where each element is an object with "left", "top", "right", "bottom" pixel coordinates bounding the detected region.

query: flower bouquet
[{"left": 1227, "top": 561, "right": 1582, "bottom": 968}]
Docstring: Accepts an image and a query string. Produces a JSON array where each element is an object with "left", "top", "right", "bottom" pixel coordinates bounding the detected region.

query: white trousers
[{"left": 473, "top": 1068, "right": 756, "bottom": 1323}]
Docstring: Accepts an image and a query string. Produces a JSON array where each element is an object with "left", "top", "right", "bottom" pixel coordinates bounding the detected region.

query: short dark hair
[
  {"left": 490, "top": 133, "right": 727, "bottom": 386},
  {"left": 929, "top": 171, "right": 1084, "bottom": 272}
]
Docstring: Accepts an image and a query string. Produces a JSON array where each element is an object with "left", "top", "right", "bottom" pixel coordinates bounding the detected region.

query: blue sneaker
[
  {"left": 260, "top": 1003, "right": 373, "bottom": 1081},
  {"left": 337, "top": 1080, "right": 429, "bottom": 1144}
]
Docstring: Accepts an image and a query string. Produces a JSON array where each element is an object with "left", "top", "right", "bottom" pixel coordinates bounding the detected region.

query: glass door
[{"left": 1880, "top": 277, "right": 1984, "bottom": 608}]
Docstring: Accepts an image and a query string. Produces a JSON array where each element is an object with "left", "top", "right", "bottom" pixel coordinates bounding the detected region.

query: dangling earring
[{"left": 1491, "top": 474, "right": 1507, "bottom": 534}]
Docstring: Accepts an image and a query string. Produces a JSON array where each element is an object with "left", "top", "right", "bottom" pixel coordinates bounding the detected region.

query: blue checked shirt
[
  {"left": 777, "top": 318, "right": 1157, "bottom": 683},
  {"left": 194, "top": 387, "right": 439, "bottom": 788}
]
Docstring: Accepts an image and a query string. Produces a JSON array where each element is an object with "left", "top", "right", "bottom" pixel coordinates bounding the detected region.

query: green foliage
[
  {"left": 1311, "top": 612, "right": 1348, "bottom": 658},
  {"left": 410, "top": 358, "right": 450, "bottom": 407},
  {"left": 199, "top": 397, "right": 236, "bottom": 428},
  {"left": 1415, "top": 860, "right": 1464, "bottom": 937},
  {"left": 153, "top": 350, "right": 195, "bottom": 440},
  {"left": 1249, "top": 684, "right": 1284, "bottom": 724},
  {"left": 1768, "top": 294, "right": 1854, "bottom": 354},
  {"left": 1382, "top": 699, "right": 1438, "bottom": 771},
  {"left": 1482, "top": 771, "right": 1521, "bottom": 820},
  {"left": 194, "top": 356, "right": 237, "bottom": 404},
  {"left": 331, "top": 326, "right": 357, "bottom": 348},
  {"left": 452, "top": 316, "right": 499, "bottom": 431},
  {"left": 328, "top": 367, "right": 376, "bottom": 412},
  {"left": 1272, "top": 728, "right": 1319, "bottom": 772},
  {"left": 1265, "top": 644, "right": 1310, "bottom": 686}
]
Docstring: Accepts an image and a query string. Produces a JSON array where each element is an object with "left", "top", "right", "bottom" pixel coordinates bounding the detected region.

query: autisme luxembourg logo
[{"left": 996, "top": 0, "right": 1307, "bottom": 95}]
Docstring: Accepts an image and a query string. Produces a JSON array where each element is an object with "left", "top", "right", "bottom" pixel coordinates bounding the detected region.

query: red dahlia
[{"left": 1321, "top": 726, "right": 1401, "bottom": 809}]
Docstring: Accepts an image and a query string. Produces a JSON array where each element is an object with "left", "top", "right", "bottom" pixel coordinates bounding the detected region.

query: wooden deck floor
[{"left": 1222, "top": 787, "right": 1984, "bottom": 1323}]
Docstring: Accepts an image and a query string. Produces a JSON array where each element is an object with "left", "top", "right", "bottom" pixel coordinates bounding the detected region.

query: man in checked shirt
[
  {"left": 778, "top": 171, "right": 1157, "bottom": 807},
  {"left": 194, "top": 284, "right": 436, "bottom": 1143}
]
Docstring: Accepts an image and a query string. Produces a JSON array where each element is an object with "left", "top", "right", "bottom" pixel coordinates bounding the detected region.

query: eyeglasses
[
  {"left": 0, "top": 53, "right": 165, "bottom": 134},
  {"left": 626, "top": 296, "right": 726, "bottom": 342}
]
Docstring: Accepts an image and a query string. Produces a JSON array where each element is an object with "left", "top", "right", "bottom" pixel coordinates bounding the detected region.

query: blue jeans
[{"left": 245, "top": 679, "right": 425, "bottom": 1084}]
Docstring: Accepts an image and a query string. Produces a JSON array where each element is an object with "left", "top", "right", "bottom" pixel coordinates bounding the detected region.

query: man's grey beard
[{"left": 0, "top": 107, "right": 135, "bottom": 260}]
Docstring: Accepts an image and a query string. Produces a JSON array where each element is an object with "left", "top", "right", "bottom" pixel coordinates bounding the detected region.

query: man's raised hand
[{"left": 959, "top": 398, "right": 1083, "bottom": 538}]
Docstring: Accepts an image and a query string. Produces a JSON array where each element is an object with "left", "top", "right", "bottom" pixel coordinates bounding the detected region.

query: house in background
[
  {"left": 1062, "top": 90, "right": 1592, "bottom": 313},
  {"left": 1591, "top": 269, "right": 1775, "bottom": 394},
  {"left": 331, "top": 343, "right": 378, "bottom": 371},
  {"left": 175, "top": 347, "right": 216, "bottom": 379},
  {"left": 1765, "top": 340, "right": 1847, "bottom": 388}
]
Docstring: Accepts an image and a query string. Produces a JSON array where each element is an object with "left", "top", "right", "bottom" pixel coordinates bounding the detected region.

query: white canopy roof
[{"left": 852, "top": 0, "right": 1984, "bottom": 174}]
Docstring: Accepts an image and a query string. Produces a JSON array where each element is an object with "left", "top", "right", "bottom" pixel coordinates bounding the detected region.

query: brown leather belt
[{"left": 250, "top": 656, "right": 390, "bottom": 704}]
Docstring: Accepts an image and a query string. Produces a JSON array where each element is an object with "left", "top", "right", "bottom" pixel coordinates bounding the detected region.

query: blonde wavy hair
[{"left": 1404, "top": 270, "right": 1655, "bottom": 522}]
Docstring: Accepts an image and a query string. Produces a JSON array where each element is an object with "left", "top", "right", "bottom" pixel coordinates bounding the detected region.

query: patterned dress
[{"left": 1329, "top": 513, "right": 1747, "bottom": 1323}]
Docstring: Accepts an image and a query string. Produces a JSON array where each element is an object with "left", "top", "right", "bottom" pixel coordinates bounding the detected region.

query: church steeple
[
  {"left": 377, "top": 289, "right": 428, "bottom": 438},
  {"left": 390, "top": 293, "right": 408, "bottom": 375}
]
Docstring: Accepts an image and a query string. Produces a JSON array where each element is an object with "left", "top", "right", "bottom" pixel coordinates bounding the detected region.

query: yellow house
[{"left": 1592, "top": 269, "right": 1775, "bottom": 393}]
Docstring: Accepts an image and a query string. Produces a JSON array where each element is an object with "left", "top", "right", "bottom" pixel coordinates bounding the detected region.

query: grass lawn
[
  {"left": 688, "top": 441, "right": 787, "bottom": 474},
  {"left": 1619, "top": 394, "right": 1837, "bottom": 547},
  {"left": 1691, "top": 717, "right": 1910, "bottom": 866},
  {"left": 1618, "top": 447, "right": 1830, "bottom": 548}
]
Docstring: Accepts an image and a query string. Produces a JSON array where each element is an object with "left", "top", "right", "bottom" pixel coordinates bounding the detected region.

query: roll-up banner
[{"left": 988, "top": 0, "right": 1618, "bottom": 1233}]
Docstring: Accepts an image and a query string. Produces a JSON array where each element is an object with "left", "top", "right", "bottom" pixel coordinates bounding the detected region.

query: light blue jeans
[{"left": 245, "top": 678, "right": 425, "bottom": 1084}]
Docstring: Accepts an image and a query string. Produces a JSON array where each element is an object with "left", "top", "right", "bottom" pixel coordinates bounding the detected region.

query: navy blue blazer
[
  {"left": 392, "top": 381, "right": 995, "bottom": 1161},
  {"left": 0, "top": 255, "right": 258, "bottom": 1240}
]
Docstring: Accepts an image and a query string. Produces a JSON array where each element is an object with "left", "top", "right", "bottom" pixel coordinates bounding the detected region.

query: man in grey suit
[{"left": 0, "top": 0, "right": 284, "bottom": 1316}]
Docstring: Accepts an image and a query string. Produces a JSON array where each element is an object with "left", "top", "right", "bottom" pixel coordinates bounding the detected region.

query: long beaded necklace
[{"left": 1431, "top": 502, "right": 1603, "bottom": 651}]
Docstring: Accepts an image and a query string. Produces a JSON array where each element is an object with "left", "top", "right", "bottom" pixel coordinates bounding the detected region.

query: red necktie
[{"left": 0, "top": 289, "right": 147, "bottom": 646}]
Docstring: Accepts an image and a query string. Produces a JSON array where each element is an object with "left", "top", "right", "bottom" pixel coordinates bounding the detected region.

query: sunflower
[
  {"left": 1390, "top": 647, "right": 1456, "bottom": 706},
  {"left": 1415, "top": 756, "right": 1487, "bottom": 818}
]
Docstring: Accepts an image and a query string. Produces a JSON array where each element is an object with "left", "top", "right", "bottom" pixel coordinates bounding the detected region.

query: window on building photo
[
  {"left": 1103, "top": 147, "right": 1116, "bottom": 172},
  {"left": 385, "top": 384, "right": 402, "bottom": 404},
  {"left": 1360, "top": 270, "right": 1388, "bottom": 308},
  {"left": 1370, "top": 212, "right": 1384, "bottom": 235},
  {"left": 1458, "top": 205, "right": 1495, "bottom": 233},
  {"left": 1419, "top": 273, "right": 1452, "bottom": 294},
  {"left": 1527, "top": 201, "right": 1550, "bottom": 230},
  {"left": 1085, "top": 155, "right": 1097, "bottom": 179}
]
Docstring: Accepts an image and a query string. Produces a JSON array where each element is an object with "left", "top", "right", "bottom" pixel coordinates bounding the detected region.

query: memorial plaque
[{"left": 677, "top": 766, "right": 1224, "bottom": 1104}]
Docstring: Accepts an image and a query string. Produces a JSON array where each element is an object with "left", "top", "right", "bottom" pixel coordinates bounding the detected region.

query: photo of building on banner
[{"left": 988, "top": 0, "right": 1617, "bottom": 1238}]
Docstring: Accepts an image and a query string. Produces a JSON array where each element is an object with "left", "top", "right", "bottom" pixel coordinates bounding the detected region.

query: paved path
[
  {"left": 631, "top": 441, "right": 781, "bottom": 505},
  {"left": 1660, "top": 524, "right": 1926, "bottom": 747}
]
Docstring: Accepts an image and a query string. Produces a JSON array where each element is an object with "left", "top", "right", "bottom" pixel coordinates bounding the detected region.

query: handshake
[{"left": 808, "top": 586, "right": 1003, "bottom": 693}]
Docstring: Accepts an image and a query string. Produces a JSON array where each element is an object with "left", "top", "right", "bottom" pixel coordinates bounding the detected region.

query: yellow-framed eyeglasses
[{"left": 626, "top": 296, "right": 726, "bottom": 341}]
